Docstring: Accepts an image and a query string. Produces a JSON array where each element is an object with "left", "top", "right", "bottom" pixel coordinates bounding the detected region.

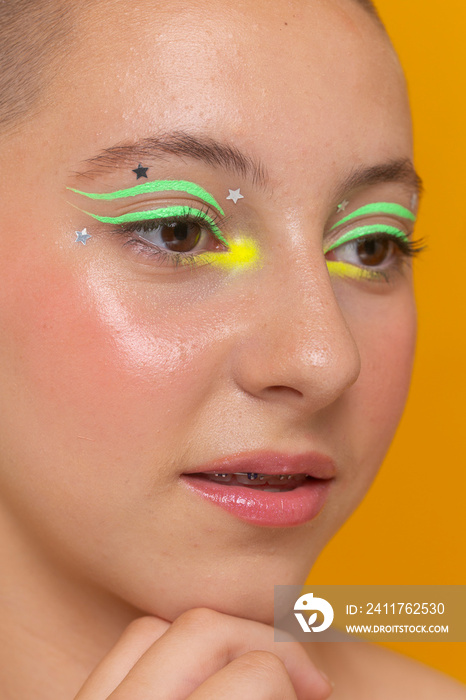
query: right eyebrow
[
  {"left": 335, "top": 159, "right": 424, "bottom": 200},
  {"left": 73, "top": 130, "right": 269, "bottom": 190}
]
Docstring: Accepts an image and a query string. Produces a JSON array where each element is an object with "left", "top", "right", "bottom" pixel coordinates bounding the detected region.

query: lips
[{"left": 180, "top": 450, "right": 336, "bottom": 528}]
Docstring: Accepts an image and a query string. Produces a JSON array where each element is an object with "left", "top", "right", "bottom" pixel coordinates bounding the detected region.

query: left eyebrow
[
  {"left": 335, "top": 159, "right": 424, "bottom": 200},
  {"left": 72, "top": 130, "right": 269, "bottom": 190}
]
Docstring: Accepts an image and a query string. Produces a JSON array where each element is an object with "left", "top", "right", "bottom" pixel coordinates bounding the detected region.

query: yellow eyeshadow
[
  {"left": 326, "top": 260, "right": 379, "bottom": 281},
  {"left": 201, "top": 236, "right": 261, "bottom": 270}
]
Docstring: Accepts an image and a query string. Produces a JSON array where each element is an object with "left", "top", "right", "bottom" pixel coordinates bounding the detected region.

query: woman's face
[{"left": 0, "top": 0, "right": 417, "bottom": 622}]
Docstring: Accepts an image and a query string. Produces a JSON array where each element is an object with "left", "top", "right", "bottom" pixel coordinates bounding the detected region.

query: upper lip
[{"left": 182, "top": 450, "right": 336, "bottom": 480}]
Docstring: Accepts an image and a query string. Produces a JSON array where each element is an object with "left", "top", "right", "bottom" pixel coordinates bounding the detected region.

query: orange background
[{"left": 308, "top": 0, "right": 466, "bottom": 684}]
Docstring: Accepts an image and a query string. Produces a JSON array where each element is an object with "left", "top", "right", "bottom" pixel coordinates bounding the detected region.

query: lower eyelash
[{"left": 122, "top": 238, "right": 214, "bottom": 269}]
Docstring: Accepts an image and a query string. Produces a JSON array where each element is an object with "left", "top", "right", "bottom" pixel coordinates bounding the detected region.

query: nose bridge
[{"left": 233, "top": 255, "right": 361, "bottom": 411}]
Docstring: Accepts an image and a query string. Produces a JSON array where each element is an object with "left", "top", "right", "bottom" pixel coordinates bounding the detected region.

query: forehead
[{"left": 37, "top": 0, "right": 412, "bottom": 193}]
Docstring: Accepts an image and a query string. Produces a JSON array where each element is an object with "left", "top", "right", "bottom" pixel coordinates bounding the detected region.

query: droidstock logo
[{"left": 294, "top": 593, "right": 334, "bottom": 633}]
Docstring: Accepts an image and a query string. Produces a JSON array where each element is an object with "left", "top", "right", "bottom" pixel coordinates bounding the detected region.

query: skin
[{"left": 0, "top": 0, "right": 464, "bottom": 697}]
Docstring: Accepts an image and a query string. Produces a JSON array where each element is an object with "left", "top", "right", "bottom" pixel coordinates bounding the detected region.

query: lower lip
[{"left": 180, "top": 475, "right": 333, "bottom": 527}]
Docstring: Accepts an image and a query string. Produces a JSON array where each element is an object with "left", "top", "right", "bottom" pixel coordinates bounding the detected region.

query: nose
[{"left": 231, "top": 253, "right": 361, "bottom": 416}]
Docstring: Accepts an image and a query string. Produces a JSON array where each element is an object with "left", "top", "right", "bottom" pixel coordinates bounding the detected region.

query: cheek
[
  {"left": 342, "top": 287, "right": 417, "bottom": 495},
  {"left": 303, "top": 281, "right": 417, "bottom": 537},
  {"left": 0, "top": 253, "right": 224, "bottom": 480},
  {"left": 360, "top": 303, "right": 416, "bottom": 424}
]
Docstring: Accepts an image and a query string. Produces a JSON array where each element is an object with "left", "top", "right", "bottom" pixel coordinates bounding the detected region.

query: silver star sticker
[
  {"left": 337, "top": 200, "right": 350, "bottom": 213},
  {"left": 226, "top": 188, "right": 244, "bottom": 204},
  {"left": 75, "top": 228, "right": 92, "bottom": 245}
]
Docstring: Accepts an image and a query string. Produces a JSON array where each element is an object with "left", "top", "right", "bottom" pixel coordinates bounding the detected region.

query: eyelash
[
  {"left": 105, "top": 206, "right": 425, "bottom": 282},
  {"left": 325, "top": 231, "right": 426, "bottom": 282},
  {"left": 110, "top": 206, "right": 229, "bottom": 268}
]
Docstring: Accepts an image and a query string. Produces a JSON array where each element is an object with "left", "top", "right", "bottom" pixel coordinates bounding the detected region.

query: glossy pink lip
[{"left": 180, "top": 451, "right": 336, "bottom": 528}]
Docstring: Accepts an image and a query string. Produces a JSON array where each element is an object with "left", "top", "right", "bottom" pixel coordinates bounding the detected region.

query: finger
[
  {"left": 186, "top": 650, "right": 299, "bottom": 700},
  {"left": 74, "top": 616, "right": 170, "bottom": 699},
  {"left": 107, "top": 608, "right": 332, "bottom": 700}
]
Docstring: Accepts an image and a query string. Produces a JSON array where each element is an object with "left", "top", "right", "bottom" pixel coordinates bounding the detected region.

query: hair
[
  {"left": 0, "top": 0, "right": 382, "bottom": 134},
  {"left": 0, "top": 0, "right": 75, "bottom": 133}
]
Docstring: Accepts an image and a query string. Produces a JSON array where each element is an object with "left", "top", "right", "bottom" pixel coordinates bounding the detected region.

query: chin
[{"left": 140, "top": 559, "right": 315, "bottom": 626}]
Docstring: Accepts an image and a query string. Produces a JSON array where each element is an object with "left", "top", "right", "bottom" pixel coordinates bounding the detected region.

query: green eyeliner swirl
[
  {"left": 80, "top": 205, "right": 229, "bottom": 248},
  {"left": 67, "top": 179, "right": 225, "bottom": 216},
  {"left": 325, "top": 224, "right": 409, "bottom": 254},
  {"left": 331, "top": 202, "right": 416, "bottom": 231}
]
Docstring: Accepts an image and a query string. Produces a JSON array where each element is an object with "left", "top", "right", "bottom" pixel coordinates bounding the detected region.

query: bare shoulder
[{"left": 309, "top": 640, "right": 466, "bottom": 699}]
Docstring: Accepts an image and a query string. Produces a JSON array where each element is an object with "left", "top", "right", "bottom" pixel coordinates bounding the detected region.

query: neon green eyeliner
[
  {"left": 325, "top": 224, "right": 409, "bottom": 254},
  {"left": 330, "top": 202, "right": 416, "bottom": 231},
  {"left": 68, "top": 180, "right": 225, "bottom": 216},
  {"left": 80, "top": 205, "right": 229, "bottom": 248}
]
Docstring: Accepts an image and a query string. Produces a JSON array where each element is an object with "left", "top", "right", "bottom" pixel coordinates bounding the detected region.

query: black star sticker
[{"left": 132, "top": 163, "right": 149, "bottom": 179}]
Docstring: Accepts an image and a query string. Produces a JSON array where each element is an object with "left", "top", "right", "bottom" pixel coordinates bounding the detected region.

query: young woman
[{"left": 0, "top": 0, "right": 464, "bottom": 697}]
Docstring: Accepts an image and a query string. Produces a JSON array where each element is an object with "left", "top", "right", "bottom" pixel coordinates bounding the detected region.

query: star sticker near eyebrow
[
  {"left": 132, "top": 163, "right": 149, "bottom": 179},
  {"left": 226, "top": 188, "right": 244, "bottom": 204},
  {"left": 337, "top": 199, "right": 350, "bottom": 213},
  {"left": 75, "top": 228, "right": 92, "bottom": 245}
]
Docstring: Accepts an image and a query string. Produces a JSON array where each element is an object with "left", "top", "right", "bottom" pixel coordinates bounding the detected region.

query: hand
[{"left": 74, "top": 608, "right": 333, "bottom": 699}]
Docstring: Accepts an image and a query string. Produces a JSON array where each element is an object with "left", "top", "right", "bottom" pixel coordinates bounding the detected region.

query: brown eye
[
  {"left": 356, "top": 238, "right": 394, "bottom": 266},
  {"left": 160, "top": 222, "right": 202, "bottom": 252}
]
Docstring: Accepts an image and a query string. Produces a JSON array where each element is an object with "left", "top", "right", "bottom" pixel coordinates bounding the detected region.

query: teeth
[
  {"left": 206, "top": 472, "right": 309, "bottom": 487},
  {"left": 236, "top": 473, "right": 265, "bottom": 485},
  {"left": 212, "top": 473, "right": 233, "bottom": 482}
]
